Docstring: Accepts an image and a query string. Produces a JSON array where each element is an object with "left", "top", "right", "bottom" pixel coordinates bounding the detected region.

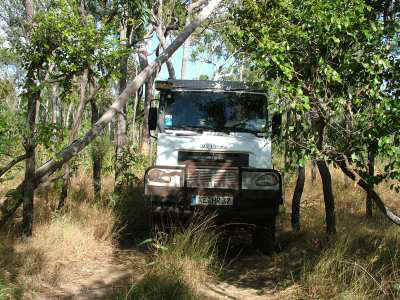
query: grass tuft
[{"left": 124, "top": 213, "right": 219, "bottom": 299}]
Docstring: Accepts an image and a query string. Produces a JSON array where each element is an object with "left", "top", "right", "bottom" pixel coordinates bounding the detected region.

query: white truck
[{"left": 144, "top": 80, "right": 282, "bottom": 253}]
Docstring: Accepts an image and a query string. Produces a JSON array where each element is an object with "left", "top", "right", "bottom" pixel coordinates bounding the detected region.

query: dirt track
[{"left": 32, "top": 230, "right": 301, "bottom": 300}]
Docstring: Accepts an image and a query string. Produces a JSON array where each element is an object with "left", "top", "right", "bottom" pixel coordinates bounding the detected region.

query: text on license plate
[{"left": 191, "top": 195, "right": 233, "bottom": 206}]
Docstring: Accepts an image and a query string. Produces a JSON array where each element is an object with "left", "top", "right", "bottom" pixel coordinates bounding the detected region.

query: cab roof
[{"left": 155, "top": 80, "right": 264, "bottom": 93}]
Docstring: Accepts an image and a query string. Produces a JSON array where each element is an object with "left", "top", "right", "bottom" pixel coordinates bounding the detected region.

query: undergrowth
[
  {"left": 0, "top": 161, "right": 399, "bottom": 299},
  {"left": 123, "top": 213, "right": 220, "bottom": 299}
]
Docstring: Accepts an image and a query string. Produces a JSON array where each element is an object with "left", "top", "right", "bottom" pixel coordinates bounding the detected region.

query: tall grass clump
[
  {"left": 300, "top": 225, "right": 400, "bottom": 299},
  {"left": 281, "top": 164, "right": 400, "bottom": 299},
  {"left": 10, "top": 205, "right": 116, "bottom": 291},
  {"left": 124, "top": 213, "right": 220, "bottom": 299},
  {"left": 0, "top": 168, "right": 119, "bottom": 295}
]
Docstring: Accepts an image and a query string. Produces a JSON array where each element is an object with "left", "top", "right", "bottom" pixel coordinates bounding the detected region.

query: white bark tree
[{"left": 0, "top": 0, "right": 224, "bottom": 228}]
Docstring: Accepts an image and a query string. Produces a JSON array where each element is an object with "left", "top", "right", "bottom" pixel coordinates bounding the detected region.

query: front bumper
[{"left": 144, "top": 166, "right": 282, "bottom": 223}]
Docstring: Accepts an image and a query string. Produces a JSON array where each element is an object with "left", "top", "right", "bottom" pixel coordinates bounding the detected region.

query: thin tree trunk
[
  {"left": 317, "top": 160, "right": 336, "bottom": 234},
  {"left": 132, "top": 94, "right": 139, "bottom": 143},
  {"left": 21, "top": 0, "right": 36, "bottom": 237},
  {"left": 65, "top": 102, "right": 73, "bottom": 128},
  {"left": 36, "top": 64, "right": 54, "bottom": 125},
  {"left": 366, "top": 149, "right": 375, "bottom": 217},
  {"left": 138, "top": 37, "right": 152, "bottom": 156},
  {"left": 0, "top": 0, "right": 223, "bottom": 228},
  {"left": 312, "top": 112, "right": 336, "bottom": 235},
  {"left": 181, "top": 16, "right": 191, "bottom": 79},
  {"left": 58, "top": 68, "right": 89, "bottom": 210},
  {"left": 282, "top": 110, "right": 291, "bottom": 201},
  {"left": 154, "top": 3, "right": 176, "bottom": 80},
  {"left": 115, "top": 25, "right": 130, "bottom": 186},
  {"left": 22, "top": 83, "right": 39, "bottom": 237},
  {"left": 90, "top": 95, "right": 101, "bottom": 201},
  {"left": 291, "top": 165, "right": 305, "bottom": 232},
  {"left": 51, "top": 94, "right": 57, "bottom": 123},
  {"left": 181, "top": 0, "right": 209, "bottom": 79},
  {"left": 35, "top": 98, "right": 40, "bottom": 125},
  {"left": 141, "top": 75, "right": 154, "bottom": 156},
  {"left": 44, "top": 97, "right": 50, "bottom": 123}
]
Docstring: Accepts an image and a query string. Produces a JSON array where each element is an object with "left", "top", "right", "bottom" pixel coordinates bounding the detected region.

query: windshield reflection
[{"left": 160, "top": 91, "right": 267, "bottom": 133}]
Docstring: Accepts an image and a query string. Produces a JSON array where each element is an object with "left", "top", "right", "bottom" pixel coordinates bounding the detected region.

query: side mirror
[
  {"left": 272, "top": 112, "right": 282, "bottom": 137},
  {"left": 148, "top": 107, "right": 158, "bottom": 131}
]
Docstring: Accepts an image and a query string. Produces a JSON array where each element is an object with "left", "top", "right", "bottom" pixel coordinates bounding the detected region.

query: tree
[
  {"left": 229, "top": 0, "right": 400, "bottom": 231},
  {"left": 0, "top": 0, "right": 224, "bottom": 230},
  {"left": 109, "top": 0, "right": 150, "bottom": 186},
  {"left": 1, "top": 0, "right": 131, "bottom": 234}
]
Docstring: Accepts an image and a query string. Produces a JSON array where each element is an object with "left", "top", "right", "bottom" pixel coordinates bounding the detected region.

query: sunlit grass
[{"left": 0, "top": 161, "right": 399, "bottom": 299}]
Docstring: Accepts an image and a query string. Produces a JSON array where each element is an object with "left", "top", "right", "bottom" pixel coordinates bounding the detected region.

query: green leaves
[{"left": 229, "top": 0, "right": 400, "bottom": 190}]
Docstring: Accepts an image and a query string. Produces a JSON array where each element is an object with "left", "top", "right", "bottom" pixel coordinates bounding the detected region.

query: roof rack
[{"left": 155, "top": 79, "right": 264, "bottom": 93}]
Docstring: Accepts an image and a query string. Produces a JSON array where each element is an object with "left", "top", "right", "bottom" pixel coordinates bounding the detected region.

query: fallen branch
[
  {"left": 0, "top": 154, "right": 28, "bottom": 179},
  {"left": 335, "top": 157, "right": 400, "bottom": 225},
  {"left": 0, "top": 0, "right": 223, "bottom": 229}
]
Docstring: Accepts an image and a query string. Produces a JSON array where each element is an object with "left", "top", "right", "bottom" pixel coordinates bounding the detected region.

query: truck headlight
[
  {"left": 146, "top": 168, "right": 182, "bottom": 187},
  {"left": 242, "top": 171, "right": 280, "bottom": 190}
]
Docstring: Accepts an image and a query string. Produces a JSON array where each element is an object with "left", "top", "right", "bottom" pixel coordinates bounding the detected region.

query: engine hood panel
[{"left": 156, "top": 132, "right": 272, "bottom": 169}]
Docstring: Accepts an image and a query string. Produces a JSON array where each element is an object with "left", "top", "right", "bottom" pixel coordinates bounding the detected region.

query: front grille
[
  {"left": 186, "top": 168, "right": 239, "bottom": 189},
  {"left": 178, "top": 151, "right": 249, "bottom": 167}
]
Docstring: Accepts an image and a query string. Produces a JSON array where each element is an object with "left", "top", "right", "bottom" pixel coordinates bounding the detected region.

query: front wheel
[{"left": 252, "top": 216, "right": 276, "bottom": 254}]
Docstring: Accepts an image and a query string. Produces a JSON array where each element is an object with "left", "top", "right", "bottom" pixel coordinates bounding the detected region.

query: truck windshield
[{"left": 161, "top": 91, "right": 267, "bottom": 133}]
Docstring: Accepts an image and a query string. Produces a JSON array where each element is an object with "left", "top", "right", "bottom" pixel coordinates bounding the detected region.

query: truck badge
[{"left": 201, "top": 144, "right": 227, "bottom": 149}]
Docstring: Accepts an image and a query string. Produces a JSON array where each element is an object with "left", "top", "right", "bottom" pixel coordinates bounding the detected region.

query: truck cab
[{"left": 144, "top": 80, "right": 282, "bottom": 253}]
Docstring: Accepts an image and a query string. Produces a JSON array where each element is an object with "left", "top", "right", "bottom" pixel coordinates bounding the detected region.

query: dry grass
[
  {"left": 0, "top": 206, "right": 116, "bottom": 294},
  {"left": 0, "top": 169, "right": 120, "bottom": 297},
  {"left": 124, "top": 214, "right": 219, "bottom": 300},
  {"left": 1, "top": 162, "right": 400, "bottom": 299},
  {"left": 294, "top": 166, "right": 400, "bottom": 299},
  {"left": 237, "top": 163, "right": 400, "bottom": 299}
]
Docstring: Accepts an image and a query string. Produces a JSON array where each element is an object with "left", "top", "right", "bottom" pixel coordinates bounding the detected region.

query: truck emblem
[{"left": 201, "top": 144, "right": 227, "bottom": 149}]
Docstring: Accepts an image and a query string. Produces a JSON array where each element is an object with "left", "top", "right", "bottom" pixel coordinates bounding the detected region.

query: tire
[{"left": 252, "top": 215, "right": 276, "bottom": 254}]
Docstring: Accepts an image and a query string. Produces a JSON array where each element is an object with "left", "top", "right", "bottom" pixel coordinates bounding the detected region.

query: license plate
[{"left": 191, "top": 195, "right": 233, "bottom": 206}]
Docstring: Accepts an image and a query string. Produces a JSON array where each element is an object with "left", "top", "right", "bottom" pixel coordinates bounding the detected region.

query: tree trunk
[
  {"left": 65, "top": 102, "right": 73, "bottom": 128},
  {"left": 291, "top": 165, "right": 305, "bottom": 232},
  {"left": 90, "top": 95, "right": 101, "bottom": 201},
  {"left": 22, "top": 83, "right": 39, "bottom": 237},
  {"left": 138, "top": 37, "right": 154, "bottom": 156},
  {"left": 179, "top": 0, "right": 209, "bottom": 79},
  {"left": 132, "top": 95, "right": 140, "bottom": 143},
  {"left": 282, "top": 110, "right": 291, "bottom": 202},
  {"left": 0, "top": 0, "right": 223, "bottom": 228},
  {"left": 21, "top": 0, "right": 36, "bottom": 237},
  {"left": 317, "top": 160, "right": 336, "bottom": 234},
  {"left": 141, "top": 75, "right": 154, "bottom": 156},
  {"left": 22, "top": 146, "right": 35, "bottom": 237},
  {"left": 58, "top": 68, "right": 89, "bottom": 210},
  {"left": 366, "top": 149, "right": 375, "bottom": 217},
  {"left": 154, "top": 12, "right": 176, "bottom": 80},
  {"left": 115, "top": 25, "right": 131, "bottom": 186},
  {"left": 180, "top": 16, "right": 191, "bottom": 79},
  {"left": 312, "top": 112, "right": 336, "bottom": 235}
]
